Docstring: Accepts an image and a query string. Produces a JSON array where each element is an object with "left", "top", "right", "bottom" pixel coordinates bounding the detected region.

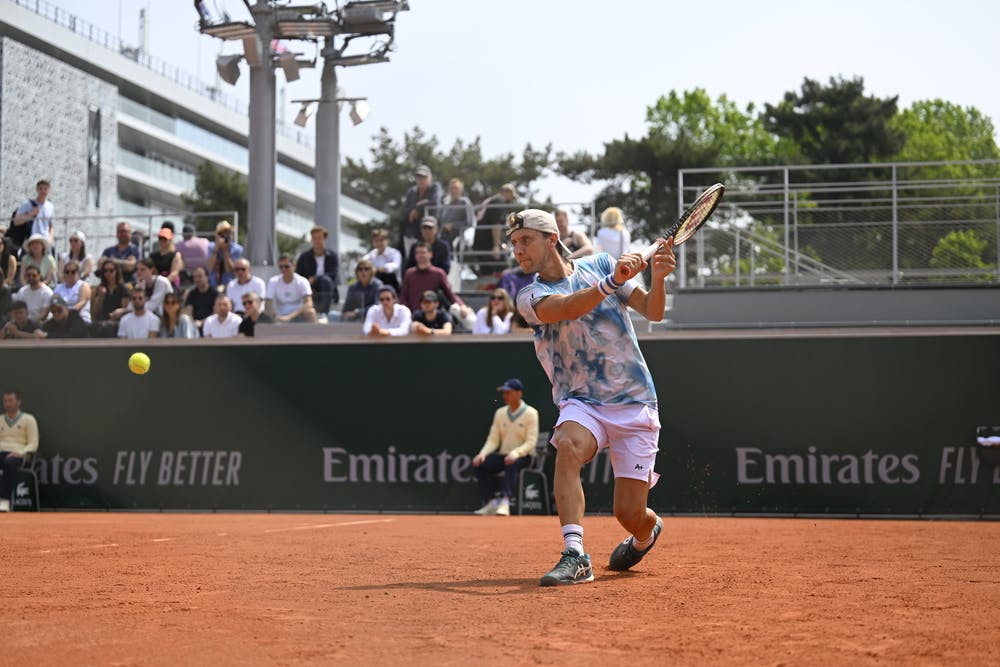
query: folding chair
[
  {"left": 7, "top": 452, "right": 41, "bottom": 511},
  {"left": 517, "top": 431, "right": 553, "bottom": 515}
]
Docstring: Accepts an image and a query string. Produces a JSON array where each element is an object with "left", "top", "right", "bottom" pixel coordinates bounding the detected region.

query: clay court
[{"left": 5, "top": 513, "right": 999, "bottom": 665}]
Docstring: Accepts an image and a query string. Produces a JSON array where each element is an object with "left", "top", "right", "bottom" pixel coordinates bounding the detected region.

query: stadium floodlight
[
  {"left": 278, "top": 52, "right": 301, "bottom": 81},
  {"left": 293, "top": 102, "right": 313, "bottom": 127},
  {"left": 242, "top": 35, "right": 263, "bottom": 67},
  {"left": 215, "top": 53, "right": 243, "bottom": 85},
  {"left": 340, "top": 4, "right": 394, "bottom": 36},
  {"left": 328, "top": 53, "right": 387, "bottom": 67},
  {"left": 348, "top": 98, "right": 370, "bottom": 126}
]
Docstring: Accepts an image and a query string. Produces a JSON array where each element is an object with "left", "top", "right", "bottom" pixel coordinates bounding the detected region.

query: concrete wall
[
  {"left": 669, "top": 285, "right": 1000, "bottom": 328},
  {"left": 0, "top": 37, "right": 117, "bottom": 241}
]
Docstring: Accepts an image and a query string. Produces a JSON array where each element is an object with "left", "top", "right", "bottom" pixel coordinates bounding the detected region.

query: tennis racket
[{"left": 622, "top": 183, "right": 726, "bottom": 278}]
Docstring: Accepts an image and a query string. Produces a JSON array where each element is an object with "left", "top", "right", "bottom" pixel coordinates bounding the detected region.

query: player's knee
[{"left": 552, "top": 432, "right": 594, "bottom": 467}]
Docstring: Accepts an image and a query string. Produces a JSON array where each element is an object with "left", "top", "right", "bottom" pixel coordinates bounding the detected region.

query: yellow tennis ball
[{"left": 128, "top": 352, "right": 151, "bottom": 375}]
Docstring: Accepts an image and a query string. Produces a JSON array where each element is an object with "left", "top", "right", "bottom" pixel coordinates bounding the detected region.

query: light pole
[{"left": 197, "top": 0, "right": 407, "bottom": 276}]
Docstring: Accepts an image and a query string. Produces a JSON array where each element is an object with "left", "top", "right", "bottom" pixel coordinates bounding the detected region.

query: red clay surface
[{"left": 5, "top": 513, "right": 1000, "bottom": 666}]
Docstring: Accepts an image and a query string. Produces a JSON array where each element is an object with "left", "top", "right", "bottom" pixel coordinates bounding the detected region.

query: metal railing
[
  {"left": 678, "top": 160, "right": 1000, "bottom": 288},
  {"left": 45, "top": 211, "right": 239, "bottom": 263}
]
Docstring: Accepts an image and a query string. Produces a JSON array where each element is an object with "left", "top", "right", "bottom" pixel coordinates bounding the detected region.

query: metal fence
[
  {"left": 46, "top": 211, "right": 239, "bottom": 265},
  {"left": 677, "top": 160, "right": 1000, "bottom": 288}
]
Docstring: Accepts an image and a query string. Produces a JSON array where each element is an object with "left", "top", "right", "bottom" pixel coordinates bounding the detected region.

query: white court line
[{"left": 262, "top": 518, "right": 394, "bottom": 534}]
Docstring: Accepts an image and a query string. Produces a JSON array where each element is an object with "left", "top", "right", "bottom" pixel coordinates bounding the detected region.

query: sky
[{"left": 47, "top": 0, "right": 1000, "bottom": 204}]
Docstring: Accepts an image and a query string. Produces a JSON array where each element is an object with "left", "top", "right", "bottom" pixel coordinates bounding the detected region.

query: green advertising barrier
[{"left": 3, "top": 330, "right": 999, "bottom": 516}]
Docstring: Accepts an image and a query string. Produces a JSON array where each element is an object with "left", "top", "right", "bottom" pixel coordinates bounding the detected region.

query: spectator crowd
[{"left": 3, "top": 171, "right": 627, "bottom": 341}]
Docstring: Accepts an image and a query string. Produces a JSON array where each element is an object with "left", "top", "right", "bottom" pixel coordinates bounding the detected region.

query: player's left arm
[{"left": 627, "top": 239, "right": 676, "bottom": 322}]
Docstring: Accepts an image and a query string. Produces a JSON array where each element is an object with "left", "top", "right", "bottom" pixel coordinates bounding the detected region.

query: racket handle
[{"left": 640, "top": 240, "right": 662, "bottom": 261}]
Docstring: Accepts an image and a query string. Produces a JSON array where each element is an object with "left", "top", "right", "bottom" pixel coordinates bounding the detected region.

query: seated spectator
[
  {"left": 436, "top": 178, "right": 475, "bottom": 248},
  {"left": 202, "top": 294, "right": 242, "bottom": 338},
  {"left": 0, "top": 389, "right": 39, "bottom": 513},
  {"left": 497, "top": 265, "right": 536, "bottom": 300},
  {"left": 471, "top": 378, "right": 539, "bottom": 516},
  {"left": 555, "top": 208, "right": 595, "bottom": 259},
  {"left": 1, "top": 300, "right": 43, "bottom": 340},
  {"left": 206, "top": 220, "right": 244, "bottom": 288},
  {"left": 363, "top": 285, "right": 410, "bottom": 337},
  {"left": 362, "top": 228, "right": 402, "bottom": 291},
  {"left": 101, "top": 221, "right": 140, "bottom": 283},
  {"left": 42, "top": 295, "right": 90, "bottom": 338},
  {"left": 158, "top": 293, "right": 196, "bottom": 339},
  {"left": 596, "top": 206, "right": 631, "bottom": 259},
  {"left": 237, "top": 292, "right": 271, "bottom": 337},
  {"left": 58, "top": 230, "right": 95, "bottom": 283},
  {"left": 53, "top": 261, "right": 92, "bottom": 324},
  {"left": 296, "top": 225, "right": 339, "bottom": 317},
  {"left": 404, "top": 217, "right": 451, "bottom": 275},
  {"left": 183, "top": 266, "right": 217, "bottom": 333},
  {"left": 132, "top": 258, "right": 173, "bottom": 317},
  {"left": 15, "top": 265, "right": 53, "bottom": 321},
  {"left": 90, "top": 258, "right": 131, "bottom": 335},
  {"left": 339, "top": 259, "right": 382, "bottom": 322},
  {"left": 175, "top": 223, "right": 210, "bottom": 272},
  {"left": 410, "top": 290, "right": 453, "bottom": 337},
  {"left": 225, "top": 258, "right": 266, "bottom": 315},
  {"left": 400, "top": 243, "right": 475, "bottom": 330},
  {"left": 0, "top": 235, "right": 16, "bottom": 288},
  {"left": 266, "top": 254, "right": 317, "bottom": 323},
  {"left": 149, "top": 227, "right": 184, "bottom": 288},
  {"left": 472, "top": 288, "right": 515, "bottom": 335},
  {"left": 116, "top": 290, "right": 159, "bottom": 339},
  {"left": 19, "top": 234, "right": 55, "bottom": 287}
]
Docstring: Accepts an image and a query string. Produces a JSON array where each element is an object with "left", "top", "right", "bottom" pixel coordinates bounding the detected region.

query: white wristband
[{"left": 597, "top": 274, "right": 624, "bottom": 296}]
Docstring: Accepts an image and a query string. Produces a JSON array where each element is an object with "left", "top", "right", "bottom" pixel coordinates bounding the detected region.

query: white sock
[{"left": 561, "top": 524, "right": 584, "bottom": 555}]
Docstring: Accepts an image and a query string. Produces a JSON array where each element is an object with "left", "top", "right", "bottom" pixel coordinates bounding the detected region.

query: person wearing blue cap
[{"left": 471, "top": 378, "right": 539, "bottom": 516}]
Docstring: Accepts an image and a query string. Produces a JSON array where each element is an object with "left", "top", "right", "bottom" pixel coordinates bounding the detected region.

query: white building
[{"left": 0, "top": 0, "right": 384, "bottom": 256}]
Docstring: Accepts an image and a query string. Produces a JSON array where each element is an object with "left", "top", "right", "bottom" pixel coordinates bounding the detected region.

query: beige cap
[{"left": 505, "top": 209, "right": 571, "bottom": 258}]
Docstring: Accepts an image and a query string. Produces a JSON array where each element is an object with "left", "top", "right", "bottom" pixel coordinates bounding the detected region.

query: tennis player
[{"left": 507, "top": 209, "right": 675, "bottom": 586}]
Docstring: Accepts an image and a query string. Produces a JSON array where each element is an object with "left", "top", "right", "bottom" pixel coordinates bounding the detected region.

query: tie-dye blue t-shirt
[{"left": 515, "top": 253, "right": 657, "bottom": 408}]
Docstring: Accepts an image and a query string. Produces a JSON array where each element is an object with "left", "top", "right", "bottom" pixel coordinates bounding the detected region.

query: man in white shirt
[
  {"left": 363, "top": 285, "right": 411, "bottom": 337},
  {"left": 202, "top": 294, "right": 242, "bottom": 338},
  {"left": 15, "top": 265, "right": 54, "bottom": 321},
  {"left": 10, "top": 179, "right": 55, "bottom": 250},
  {"left": 265, "top": 254, "right": 317, "bottom": 323},
  {"left": 225, "top": 258, "right": 266, "bottom": 314},
  {"left": 117, "top": 290, "right": 160, "bottom": 339},
  {"left": 132, "top": 258, "right": 173, "bottom": 316}
]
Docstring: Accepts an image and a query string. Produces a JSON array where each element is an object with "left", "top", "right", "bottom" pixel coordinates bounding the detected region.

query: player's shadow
[
  {"left": 341, "top": 570, "right": 642, "bottom": 596},
  {"left": 341, "top": 577, "right": 539, "bottom": 596}
]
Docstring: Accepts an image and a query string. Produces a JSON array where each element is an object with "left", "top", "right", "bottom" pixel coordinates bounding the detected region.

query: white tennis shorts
[{"left": 553, "top": 398, "right": 661, "bottom": 487}]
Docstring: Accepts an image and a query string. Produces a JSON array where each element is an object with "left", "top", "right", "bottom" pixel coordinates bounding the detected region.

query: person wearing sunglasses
[
  {"left": 265, "top": 254, "right": 317, "bottom": 324},
  {"left": 53, "top": 260, "right": 91, "bottom": 324},
  {"left": 158, "top": 293, "right": 196, "bottom": 339},
  {"left": 362, "top": 285, "right": 410, "bottom": 337},
  {"left": 116, "top": 289, "right": 159, "bottom": 339},
  {"left": 472, "top": 287, "right": 514, "bottom": 335},
  {"left": 90, "top": 259, "right": 130, "bottom": 336},
  {"left": 224, "top": 258, "right": 266, "bottom": 315},
  {"left": 236, "top": 291, "right": 270, "bottom": 337},
  {"left": 338, "top": 259, "right": 382, "bottom": 322}
]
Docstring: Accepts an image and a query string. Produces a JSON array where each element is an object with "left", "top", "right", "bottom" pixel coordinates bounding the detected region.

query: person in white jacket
[{"left": 472, "top": 288, "right": 515, "bottom": 335}]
